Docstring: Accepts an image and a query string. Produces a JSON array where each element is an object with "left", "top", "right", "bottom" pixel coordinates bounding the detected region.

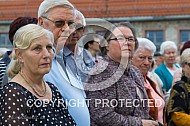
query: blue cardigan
[{"left": 155, "top": 63, "right": 180, "bottom": 92}]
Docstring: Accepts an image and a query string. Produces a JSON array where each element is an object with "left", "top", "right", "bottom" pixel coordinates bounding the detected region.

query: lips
[{"left": 40, "top": 63, "right": 50, "bottom": 67}]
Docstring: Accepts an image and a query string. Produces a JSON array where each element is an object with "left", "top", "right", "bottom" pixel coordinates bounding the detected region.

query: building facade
[{"left": 0, "top": 0, "right": 190, "bottom": 52}]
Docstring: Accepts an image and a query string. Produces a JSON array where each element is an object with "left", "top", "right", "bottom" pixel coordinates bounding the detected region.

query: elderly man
[
  {"left": 63, "top": 9, "right": 87, "bottom": 82},
  {"left": 38, "top": 0, "right": 90, "bottom": 126},
  {"left": 131, "top": 38, "right": 165, "bottom": 125}
]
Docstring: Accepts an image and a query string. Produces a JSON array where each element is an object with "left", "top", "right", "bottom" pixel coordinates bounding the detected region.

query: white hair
[
  {"left": 180, "top": 48, "right": 190, "bottom": 65},
  {"left": 38, "top": 0, "right": 74, "bottom": 17},
  {"left": 75, "top": 10, "right": 86, "bottom": 26},
  {"left": 135, "top": 37, "right": 156, "bottom": 54},
  {"left": 160, "top": 41, "right": 177, "bottom": 55}
]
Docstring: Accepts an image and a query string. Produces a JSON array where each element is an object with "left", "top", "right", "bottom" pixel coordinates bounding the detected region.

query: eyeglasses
[
  {"left": 42, "top": 16, "right": 75, "bottom": 28},
  {"left": 109, "top": 36, "right": 136, "bottom": 43}
]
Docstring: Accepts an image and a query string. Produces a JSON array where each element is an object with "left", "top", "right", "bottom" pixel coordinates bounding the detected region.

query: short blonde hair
[{"left": 7, "top": 24, "right": 54, "bottom": 78}]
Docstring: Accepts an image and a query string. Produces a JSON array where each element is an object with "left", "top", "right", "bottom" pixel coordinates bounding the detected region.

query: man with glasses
[
  {"left": 63, "top": 10, "right": 87, "bottom": 82},
  {"left": 38, "top": 1, "right": 90, "bottom": 126}
]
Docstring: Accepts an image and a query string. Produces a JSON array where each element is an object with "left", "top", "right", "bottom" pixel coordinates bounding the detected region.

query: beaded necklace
[{"left": 19, "top": 71, "right": 47, "bottom": 97}]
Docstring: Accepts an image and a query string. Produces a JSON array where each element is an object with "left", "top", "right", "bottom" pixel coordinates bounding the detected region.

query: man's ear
[
  {"left": 15, "top": 48, "right": 23, "bottom": 62},
  {"left": 38, "top": 17, "right": 44, "bottom": 26}
]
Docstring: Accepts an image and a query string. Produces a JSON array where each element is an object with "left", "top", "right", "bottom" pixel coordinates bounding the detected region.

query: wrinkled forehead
[{"left": 46, "top": 7, "right": 75, "bottom": 20}]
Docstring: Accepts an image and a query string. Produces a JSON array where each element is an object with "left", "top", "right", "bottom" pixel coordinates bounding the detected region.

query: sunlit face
[
  {"left": 132, "top": 48, "right": 153, "bottom": 75},
  {"left": 106, "top": 26, "right": 136, "bottom": 63},
  {"left": 39, "top": 7, "right": 75, "bottom": 46},
  {"left": 20, "top": 35, "right": 54, "bottom": 76},
  {"left": 163, "top": 48, "right": 177, "bottom": 65}
]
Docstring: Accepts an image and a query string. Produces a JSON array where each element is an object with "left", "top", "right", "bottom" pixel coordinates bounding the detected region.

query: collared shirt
[
  {"left": 63, "top": 46, "right": 87, "bottom": 82},
  {"left": 44, "top": 56, "right": 90, "bottom": 126},
  {"left": 75, "top": 49, "right": 96, "bottom": 74},
  {"left": 144, "top": 77, "right": 165, "bottom": 124}
]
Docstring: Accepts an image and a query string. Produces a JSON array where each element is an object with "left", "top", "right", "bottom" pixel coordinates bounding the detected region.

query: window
[
  {"left": 180, "top": 30, "right": 190, "bottom": 42},
  {"left": 0, "top": 33, "right": 12, "bottom": 48},
  {"left": 145, "top": 30, "right": 164, "bottom": 52}
]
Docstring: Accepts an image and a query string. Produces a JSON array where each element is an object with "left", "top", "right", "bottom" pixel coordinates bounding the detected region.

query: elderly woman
[
  {"left": 85, "top": 22, "right": 158, "bottom": 126},
  {"left": 0, "top": 24, "right": 76, "bottom": 125},
  {"left": 172, "top": 40, "right": 190, "bottom": 84},
  {"left": 155, "top": 41, "right": 180, "bottom": 93},
  {"left": 167, "top": 48, "right": 190, "bottom": 126},
  {"left": 131, "top": 38, "right": 165, "bottom": 125}
]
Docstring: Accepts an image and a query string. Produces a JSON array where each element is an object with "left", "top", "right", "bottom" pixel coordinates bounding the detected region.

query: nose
[
  {"left": 43, "top": 48, "right": 51, "bottom": 58},
  {"left": 144, "top": 57, "right": 150, "bottom": 64},
  {"left": 61, "top": 22, "right": 75, "bottom": 37},
  {"left": 61, "top": 23, "right": 69, "bottom": 32}
]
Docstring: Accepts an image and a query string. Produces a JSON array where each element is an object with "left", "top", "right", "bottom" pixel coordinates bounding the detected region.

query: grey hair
[
  {"left": 38, "top": 0, "right": 74, "bottom": 17},
  {"left": 160, "top": 41, "right": 177, "bottom": 55},
  {"left": 180, "top": 48, "right": 190, "bottom": 65},
  {"left": 7, "top": 24, "right": 54, "bottom": 78},
  {"left": 135, "top": 37, "right": 156, "bottom": 55},
  {"left": 75, "top": 10, "right": 86, "bottom": 26}
]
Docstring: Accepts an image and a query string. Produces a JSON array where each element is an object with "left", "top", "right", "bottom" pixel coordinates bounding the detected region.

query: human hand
[
  {"left": 142, "top": 119, "right": 159, "bottom": 126},
  {"left": 55, "top": 28, "right": 71, "bottom": 54}
]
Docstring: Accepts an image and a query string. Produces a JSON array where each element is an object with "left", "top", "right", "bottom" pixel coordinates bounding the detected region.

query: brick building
[{"left": 0, "top": 0, "right": 190, "bottom": 51}]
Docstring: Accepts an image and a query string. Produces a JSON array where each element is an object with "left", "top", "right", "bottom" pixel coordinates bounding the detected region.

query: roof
[{"left": 0, "top": 0, "right": 190, "bottom": 21}]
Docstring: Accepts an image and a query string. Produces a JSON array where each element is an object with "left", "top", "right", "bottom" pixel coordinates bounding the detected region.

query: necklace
[{"left": 19, "top": 71, "right": 47, "bottom": 97}]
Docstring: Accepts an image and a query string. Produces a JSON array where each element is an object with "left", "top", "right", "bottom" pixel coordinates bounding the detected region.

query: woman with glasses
[
  {"left": 85, "top": 22, "right": 158, "bottom": 126},
  {"left": 131, "top": 38, "right": 166, "bottom": 126},
  {"left": 167, "top": 48, "right": 190, "bottom": 126}
]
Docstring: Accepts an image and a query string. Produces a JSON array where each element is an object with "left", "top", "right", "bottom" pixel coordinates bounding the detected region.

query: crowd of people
[{"left": 0, "top": 0, "right": 190, "bottom": 126}]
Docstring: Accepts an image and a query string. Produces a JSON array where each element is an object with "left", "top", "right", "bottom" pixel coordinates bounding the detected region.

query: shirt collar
[{"left": 63, "top": 46, "right": 73, "bottom": 57}]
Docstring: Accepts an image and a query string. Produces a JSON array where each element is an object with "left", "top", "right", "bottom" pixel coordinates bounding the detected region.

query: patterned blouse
[
  {"left": 167, "top": 76, "right": 190, "bottom": 126},
  {"left": 0, "top": 82, "right": 76, "bottom": 126},
  {"left": 85, "top": 56, "right": 149, "bottom": 126}
]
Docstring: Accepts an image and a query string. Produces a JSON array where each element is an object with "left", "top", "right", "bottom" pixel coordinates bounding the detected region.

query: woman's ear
[{"left": 15, "top": 48, "right": 23, "bottom": 62}]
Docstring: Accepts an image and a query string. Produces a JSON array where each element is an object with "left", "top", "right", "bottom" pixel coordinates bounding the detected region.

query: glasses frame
[
  {"left": 42, "top": 16, "right": 75, "bottom": 28},
  {"left": 109, "top": 36, "right": 136, "bottom": 43}
]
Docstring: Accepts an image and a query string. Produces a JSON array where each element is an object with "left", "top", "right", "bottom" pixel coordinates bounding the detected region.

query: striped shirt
[{"left": 0, "top": 51, "right": 11, "bottom": 88}]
